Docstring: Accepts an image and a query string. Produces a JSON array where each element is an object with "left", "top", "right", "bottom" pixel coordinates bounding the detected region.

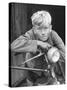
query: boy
[{"left": 11, "top": 10, "right": 65, "bottom": 85}]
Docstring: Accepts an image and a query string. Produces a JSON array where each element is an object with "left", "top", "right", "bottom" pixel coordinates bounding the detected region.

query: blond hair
[{"left": 31, "top": 10, "right": 52, "bottom": 26}]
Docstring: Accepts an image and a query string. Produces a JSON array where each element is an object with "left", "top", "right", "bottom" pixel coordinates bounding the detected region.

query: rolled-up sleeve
[{"left": 11, "top": 31, "right": 37, "bottom": 53}]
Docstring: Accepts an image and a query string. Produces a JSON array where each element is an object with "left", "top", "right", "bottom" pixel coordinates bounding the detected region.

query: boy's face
[{"left": 34, "top": 24, "right": 52, "bottom": 41}]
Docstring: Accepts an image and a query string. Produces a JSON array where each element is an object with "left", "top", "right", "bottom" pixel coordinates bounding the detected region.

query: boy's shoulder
[
  {"left": 50, "top": 30, "right": 60, "bottom": 42},
  {"left": 25, "top": 28, "right": 35, "bottom": 39},
  {"left": 50, "top": 30, "right": 58, "bottom": 37},
  {"left": 51, "top": 30, "right": 57, "bottom": 34},
  {"left": 26, "top": 28, "right": 34, "bottom": 36},
  {"left": 26, "top": 28, "right": 33, "bottom": 34}
]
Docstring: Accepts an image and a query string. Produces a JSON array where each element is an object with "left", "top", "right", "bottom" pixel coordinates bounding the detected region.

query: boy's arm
[
  {"left": 11, "top": 31, "right": 37, "bottom": 53},
  {"left": 51, "top": 30, "right": 65, "bottom": 60},
  {"left": 51, "top": 30, "right": 65, "bottom": 79}
]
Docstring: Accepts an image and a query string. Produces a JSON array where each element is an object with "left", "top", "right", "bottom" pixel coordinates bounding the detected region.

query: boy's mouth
[
  {"left": 41, "top": 36, "right": 48, "bottom": 38},
  {"left": 40, "top": 36, "right": 48, "bottom": 41}
]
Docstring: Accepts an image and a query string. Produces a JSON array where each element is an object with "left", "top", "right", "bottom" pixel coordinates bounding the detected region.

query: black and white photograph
[{"left": 9, "top": 2, "right": 65, "bottom": 87}]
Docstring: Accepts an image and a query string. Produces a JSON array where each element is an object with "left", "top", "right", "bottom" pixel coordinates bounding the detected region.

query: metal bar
[
  {"left": 10, "top": 66, "right": 48, "bottom": 72},
  {"left": 18, "top": 52, "right": 44, "bottom": 66},
  {"left": 58, "top": 62, "right": 65, "bottom": 80}
]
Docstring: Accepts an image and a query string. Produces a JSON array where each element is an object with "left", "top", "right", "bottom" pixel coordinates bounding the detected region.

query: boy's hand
[{"left": 37, "top": 40, "right": 52, "bottom": 50}]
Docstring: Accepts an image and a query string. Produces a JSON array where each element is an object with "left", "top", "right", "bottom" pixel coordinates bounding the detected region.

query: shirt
[{"left": 11, "top": 29, "right": 65, "bottom": 79}]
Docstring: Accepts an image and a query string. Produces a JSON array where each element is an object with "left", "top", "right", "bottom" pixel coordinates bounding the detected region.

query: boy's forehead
[{"left": 34, "top": 24, "right": 50, "bottom": 29}]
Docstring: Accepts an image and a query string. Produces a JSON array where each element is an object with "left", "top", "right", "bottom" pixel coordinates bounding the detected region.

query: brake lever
[{"left": 18, "top": 52, "right": 44, "bottom": 66}]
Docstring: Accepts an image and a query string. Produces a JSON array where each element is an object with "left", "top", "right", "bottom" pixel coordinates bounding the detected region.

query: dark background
[
  {"left": 9, "top": 3, "right": 65, "bottom": 44},
  {"left": 9, "top": 3, "right": 65, "bottom": 86}
]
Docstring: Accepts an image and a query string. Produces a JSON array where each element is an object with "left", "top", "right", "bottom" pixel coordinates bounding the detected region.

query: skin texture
[{"left": 33, "top": 24, "right": 52, "bottom": 41}]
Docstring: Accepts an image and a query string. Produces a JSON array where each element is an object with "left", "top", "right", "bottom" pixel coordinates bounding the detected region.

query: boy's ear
[
  {"left": 49, "top": 25, "right": 52, "bottom": 32},
  {"left": 50, "top": 25, "right": 52, "bottom": 29}
]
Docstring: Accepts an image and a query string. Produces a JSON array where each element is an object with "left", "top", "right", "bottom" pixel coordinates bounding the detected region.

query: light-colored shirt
[{"left": 11, "top": 29, "right": 65, "bottom": 77}]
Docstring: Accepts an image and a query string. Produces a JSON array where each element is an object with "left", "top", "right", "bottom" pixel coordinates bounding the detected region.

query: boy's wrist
[
  {"left": 37, "top": 40, "right": 52, "bottom": 49},
  {"left": 37, "top": 40, "right": 42, "bottom": 46}
]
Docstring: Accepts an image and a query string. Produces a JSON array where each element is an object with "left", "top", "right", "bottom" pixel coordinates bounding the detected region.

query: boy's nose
[{"left": 42, "top": 30, "right": 45, "bottom": 35}]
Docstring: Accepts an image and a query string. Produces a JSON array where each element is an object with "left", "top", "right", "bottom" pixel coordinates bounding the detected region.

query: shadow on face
[{"left": 34, "top": 25, "right": 52, "bottom": 41}]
